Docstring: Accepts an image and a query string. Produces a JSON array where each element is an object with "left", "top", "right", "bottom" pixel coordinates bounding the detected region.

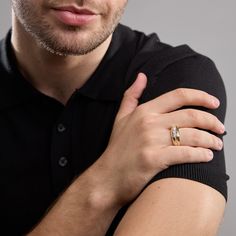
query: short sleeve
[{"left": 139, "top": 54, "right": 230, "bottom": 201}]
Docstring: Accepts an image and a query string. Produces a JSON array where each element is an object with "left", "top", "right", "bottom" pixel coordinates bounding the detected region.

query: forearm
[{"left": 27, "top": 164, "right": 121, "bottom": 236}]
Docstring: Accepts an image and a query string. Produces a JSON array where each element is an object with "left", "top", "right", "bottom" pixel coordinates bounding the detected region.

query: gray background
[{"left": 0, "top": 0, "right": 235, "bottom": 235}]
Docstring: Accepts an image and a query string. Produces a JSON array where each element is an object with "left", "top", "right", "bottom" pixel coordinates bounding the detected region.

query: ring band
[{"left": 170, "top": 126, "right": 181, "bottom": 146}]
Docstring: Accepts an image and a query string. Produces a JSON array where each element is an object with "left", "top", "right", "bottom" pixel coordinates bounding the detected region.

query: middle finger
[{"left": 163, "top": 109, "right": 225, "bottom": 134}]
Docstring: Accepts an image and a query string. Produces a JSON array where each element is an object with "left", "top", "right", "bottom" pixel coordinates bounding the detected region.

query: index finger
[{"left": 142, "top": 88, "right": 220, "bottom": 114}]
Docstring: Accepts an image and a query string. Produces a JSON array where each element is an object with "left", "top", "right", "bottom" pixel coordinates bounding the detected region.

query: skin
[
  {"left": 113, "top": 178, "right": 226, "bottom": 236},
  {"left": 11, "top": 0, "right": 127, "bottom": 104},
  {"left": 9, "top": 0, "right": 226, "bottom": 235},
  {"left": 11, "top": 0, "right": 127, "bottom": 56}
]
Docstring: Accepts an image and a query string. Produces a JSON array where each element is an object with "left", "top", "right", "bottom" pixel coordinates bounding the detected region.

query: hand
[{"left": 96, "top": 73, "right": 225, "bottom": 207}]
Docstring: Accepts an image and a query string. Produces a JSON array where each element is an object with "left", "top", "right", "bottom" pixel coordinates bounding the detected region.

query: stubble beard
[{"left": 12, "top": 1, "right": 126, "bottom": 56}]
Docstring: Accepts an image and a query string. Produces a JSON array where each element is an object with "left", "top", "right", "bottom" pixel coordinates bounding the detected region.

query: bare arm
[
  {"left": 27, "top": 164, "right": 121, "bottom": 236},
  {"left": 114, "top": 178, "right": 226, "bottom": 236}
]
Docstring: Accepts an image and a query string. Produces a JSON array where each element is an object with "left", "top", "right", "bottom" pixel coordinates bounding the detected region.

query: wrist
[{"left": 73, "top": 160, "right": 122, "bottom": 213}]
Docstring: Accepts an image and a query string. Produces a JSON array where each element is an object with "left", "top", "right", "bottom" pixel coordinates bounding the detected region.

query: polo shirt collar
[
  {"left": 0, "top": 30, "right": 41, "bottom": 110},
  {"left": 76, "top": 24, "right": 132, "bottom": 102},
  {"left": 0, "top": 24, "right": 131, "bottom": 110}
]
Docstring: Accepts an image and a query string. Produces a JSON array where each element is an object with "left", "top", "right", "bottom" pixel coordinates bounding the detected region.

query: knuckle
[
  {"left": 207, "top": 112, "right": 216, "bottom": 121},
  {"left": 139, "top": 115, "right": 155, "bottom": 130},
  {"left": 175, "top": 88, "right": 188, "bottom": 100},
  {"left": 123, "top": 90, "right": 135, "bottom": 102},
  {"left": 186, "top": 109, "right": 200, "bottom": 122},
  {"left": 202, "top": 91, "right": 212, "bottom": 100},
  {"left": 182, "top": 147, "right": 191, "bottom": 157},
  {"left": 191, "top": 131, "right": 200, "bottom": 145},
  {"left": 123, "top": 89, "right": 131, "bottom": 97}
]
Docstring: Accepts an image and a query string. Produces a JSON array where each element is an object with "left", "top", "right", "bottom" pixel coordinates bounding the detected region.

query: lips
[
  {"left": 54, "top": 6, "right": 96, "bottom": 15},
  {"left": 52, "top": 6, "right": 99, "bottom": 26}
]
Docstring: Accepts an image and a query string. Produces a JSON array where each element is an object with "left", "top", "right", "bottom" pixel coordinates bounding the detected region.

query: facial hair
[{"left": 12, "top": 0, "right": 127, "bottom": 56}]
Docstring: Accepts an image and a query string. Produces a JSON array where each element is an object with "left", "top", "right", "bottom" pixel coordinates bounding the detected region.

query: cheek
[
  {"left": 13, "top": 0, "right": 41, "bottom": 16},
  {"left": 13, "top": 0, "right": 40, "bottom": 8},
  {"left": 116, "top": 0, "right": 128, "bottom": 10},
  {"left": 105, "top": 0, "right": 127, "bottom": 18},
  {"left": 104, "top": 0, "right": 127, "bottom": 13}
]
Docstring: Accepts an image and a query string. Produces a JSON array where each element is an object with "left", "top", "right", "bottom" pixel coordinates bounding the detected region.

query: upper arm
[
  {"left": 137, "top": 54, "right": 229, "bottom": 201},
  {"left": 113, "top": 54, "right": 229, "bottom": 235},
  {"left": 114, "top": 178, "right": 226, "bottom": 236}
]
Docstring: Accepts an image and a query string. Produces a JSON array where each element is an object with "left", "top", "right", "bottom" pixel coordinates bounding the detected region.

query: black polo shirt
[{"left": 0, "top": 24, "right": 229, "bottom": 235}]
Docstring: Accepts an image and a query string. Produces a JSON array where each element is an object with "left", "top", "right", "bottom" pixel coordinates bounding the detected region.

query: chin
[{"left": 36, "top": 30, "right": 102, "bottom": 56}]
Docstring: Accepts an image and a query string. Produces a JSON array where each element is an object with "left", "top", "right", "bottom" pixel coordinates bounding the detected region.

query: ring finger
[{"left": 170, "top": 128, "right": 223, "bottom": 151}]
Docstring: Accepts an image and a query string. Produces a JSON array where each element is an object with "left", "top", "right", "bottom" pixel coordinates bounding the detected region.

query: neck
[{"left": 11, "top": 15, "right": 112, "bottom": 105}]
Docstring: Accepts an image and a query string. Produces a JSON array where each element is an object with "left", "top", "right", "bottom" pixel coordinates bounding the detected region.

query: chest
[{"left": 0, "top": 96, "right": 119, "bottom": 234}]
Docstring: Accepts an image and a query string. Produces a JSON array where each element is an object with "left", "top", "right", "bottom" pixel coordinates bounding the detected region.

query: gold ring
[{"left": 170, "top": 126, "right": 181, "bottom": 146}]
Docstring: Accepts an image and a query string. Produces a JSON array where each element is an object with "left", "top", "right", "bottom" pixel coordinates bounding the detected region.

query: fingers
[
  {"left": 141, "top": 128, "right": 223, "bottom": 172},
  {"left": 172, "top": 128, "right": 223, "bottom": 151},
  {"left": 115, "top": 73, "right": 147, "bottom": 122},
  {"left": 163, "top": 109, "right": 225, "bottom": 134},
  {"left": 149, "top": 127, "right": 223, "bottom": 151},
  {"left": 143, "top": 88, "right": 220, "bottom": 114},
  {"left": 160, "top": 146, "right": 214, "bottom": 168}
]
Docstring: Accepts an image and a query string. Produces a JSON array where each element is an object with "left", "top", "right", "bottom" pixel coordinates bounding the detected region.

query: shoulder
[
  {"left": 121, "top": 25, "right": 225, "bottom": 96},
  {"left": 120, "top": 24, "right": 227, "bottom": 119},
  {"left": 114, "top": 25, "right": 226, "bottom": 103},
  {"left": 141, "top": 51, "right": 226, "bottom": 99},
  {"left": 127, "top": 40, "right": 226, "bottom": 115},
  {"left": 139, "top": 50, "right": 227, "bottom": 124}
]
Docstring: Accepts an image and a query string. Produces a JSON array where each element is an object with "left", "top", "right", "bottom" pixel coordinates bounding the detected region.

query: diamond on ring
[{"left": 170, "top": 126, "right": 181, "bottom": 146}]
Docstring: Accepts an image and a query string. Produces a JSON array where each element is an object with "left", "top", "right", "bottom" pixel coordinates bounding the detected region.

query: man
[{"left": 0, "top": 0, "right": 229, "bottom": 235}]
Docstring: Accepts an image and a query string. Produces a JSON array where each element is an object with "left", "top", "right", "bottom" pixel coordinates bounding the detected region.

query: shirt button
[
  {"left": 57, "top": 123, "right": 66, "bottom": 133},
  {"left": 58, "top": 156, "right": 68, "bottom": 167}
]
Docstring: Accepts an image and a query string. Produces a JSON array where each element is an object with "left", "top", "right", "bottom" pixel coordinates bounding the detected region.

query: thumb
[{"left": 115, "top": 73, "right": 147, "bottom": 122}]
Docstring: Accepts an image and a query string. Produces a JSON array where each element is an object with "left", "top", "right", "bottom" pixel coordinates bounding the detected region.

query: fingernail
[
  {"left": 223, "top": 131, "right": 227, "bottom": 136},
  {"left": 219, "top": 124, "right": 225, "bottom": 133},
  {"left": 217, "top": 139, "right": 223, "bottom": 150},
  {"left": 208, "top": 150, "right": 214, "bottom": 160},
  {"left": 212, "top": 97, "right": 220, "bottom": 107}
]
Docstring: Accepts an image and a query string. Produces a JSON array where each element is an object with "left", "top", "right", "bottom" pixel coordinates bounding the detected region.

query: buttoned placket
[{"left": 50, "top": 92, "right": 78, "bottom": 196}]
